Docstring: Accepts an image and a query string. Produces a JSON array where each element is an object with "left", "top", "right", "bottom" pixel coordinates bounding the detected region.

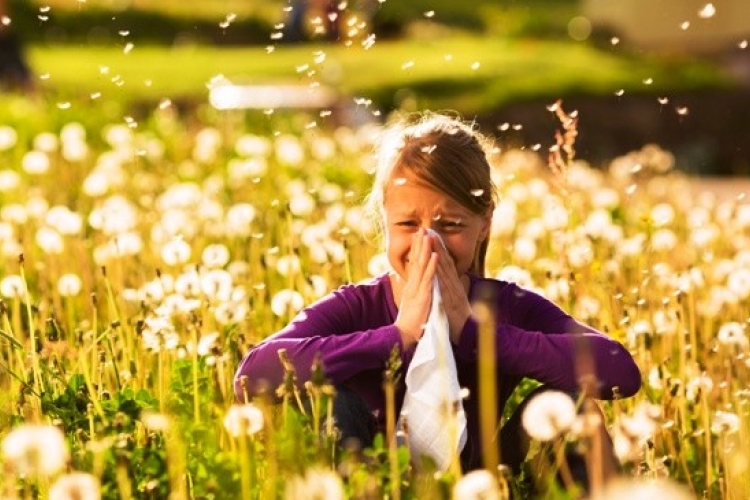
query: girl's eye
[
  {"left": 439, "top": 220, "right": 464, "bottom": 229},
  {"left": 396, "top": 221, "right": 418, "bottom": 227}
]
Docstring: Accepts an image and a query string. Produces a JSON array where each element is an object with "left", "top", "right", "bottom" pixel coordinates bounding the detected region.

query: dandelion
[
  {"left": 521, "top": 390, "right": 576, "bottom": 441},
  {"left": 0, "top": 169, "right": 21, "bottom": 191},
  {"left": 686, "top": 372, "right": 714, "bottom": 401},
  {"left": 611, "top": 402, "right": 660, "bottom": 462},
  {"left": 717, "top": 321, "right": 748, "bottom": 349},
  {"left": 225, "top": 203, "right": 256, "bottom": 237},
  {"left": 0, "top": 274, "right": 26, "bottom": 298},
  {"left": 0, "top": 125, "right": 18, "bottom": 151},
  {"left": 234, "top": 133, "right": 271, "bottom": 157},
  {"left": 368, "top": 252, "right": 390, "bottom": 276},
  {"left": 289, "top": 192, "right": 316, "bottom": 217},
  {"left": 161, "top": 237, "right": 192, "bottom": 266},
  {"left": 490, "top": 199, "right": 517, "bottom": 237},
  {"left": 711, "top": 410, "right": 740, "bottom": 435},
  {"left": 727, "top": 267, "right": 750, "bottom": 299},
  {"left": 49, "top": 472, "right": 101, "bottom": 500},
  {"left": 541, "top": 202, "right": 569, "bottom": 231},
  {"left": 224, "top": 403, "right": 264, "bottom": 437},
  {"left": 22, "top": 150, "right": 51, "bottom": 174},
  {"left": 574, "top": 295, "right": 601, "bottom": 320},
  {"left": 452, "top": 469, "right": 501, "bottom": 500},
  {"left": 495, "top": 266, "right": 535, "bottom": 289},
  {"left": 58, "top": 273, "right": 83, "bottom": 297},
  {"left": 201, "top": 243, "right": 231, "bottom": 268},
  {"left": 228, "top": 158, "right": 267, "bottom": 183},
  {"left": 200, "top": 269, "right": 233, "bottom": 301},
  {"left": 650, "top": 202, "right": 675, "bottom": 226},
  {"left": 35, "top": 226, "right": 66, "bottom": 254},
  {"left": 591, "top": 477, "right": 694, "bottom": 500},
  {"left": 285, "top": 466, "right": 344, "bottom": 500},
  {"left": 141, "top": 411, "right": 171, "bottom": 432},
  {"left": 651, "top": 228, "right": 677, "bottom": 252},
  {"left": 214, "top": 301, "right": 249, "bottom": 325},
  {"left": 271, "top": 289, "right": 305, "bottom": 317},
  {"left": 46, "top": 206, "right": 84, "bottom": 235},
  {"left": 1, "top": 423, "right": 69, "bottom": 476},
  {"left": 276, "top": 254, "right": 302, "bottom": 276},
  {"left": 512, "top": 237, "right": 537, "bottom": 263},
  {"left": 275, "top": 134, "right": 305, "bottom": 166},
  {"left": 141, "top": 318, "right": 179, "bottom": 352},
  {"left": 566, "top": 240, "right": 593, "bottom": 268},
  {"left": 111, "top": 232, "right": 143, "bottom": 257}
]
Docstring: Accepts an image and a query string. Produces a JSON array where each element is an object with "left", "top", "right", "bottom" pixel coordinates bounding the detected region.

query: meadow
[{"left": 0, "top": 89, "right": 748, "bottom": 499}]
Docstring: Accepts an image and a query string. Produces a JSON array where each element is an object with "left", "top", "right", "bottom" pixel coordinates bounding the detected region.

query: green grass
[{"left": 27, "top": 34, "right": 731, "bottom": 116}]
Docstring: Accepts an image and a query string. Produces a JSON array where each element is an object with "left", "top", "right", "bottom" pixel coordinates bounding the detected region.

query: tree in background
[{"left": 0, "top": 0, "right": 34, "bottom": 92}]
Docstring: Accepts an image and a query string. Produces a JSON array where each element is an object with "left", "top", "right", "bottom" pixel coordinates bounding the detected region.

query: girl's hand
[
  {"left": 394, "top": 229, "right": 438, "bottom": 349},
  {"left": 431, "top": 234, "right": 473, "bottom": 344}
]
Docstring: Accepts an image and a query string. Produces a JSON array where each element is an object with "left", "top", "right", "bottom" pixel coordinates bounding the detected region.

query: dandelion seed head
[
  {"left": 57, "top": 273, "right": 83, "bottom": 297},
  {"left": 452, "top": 469, "right": 501, "bottom": 500},
  {"left": 271, "top": 289, "right": 305, "bottom": 317},
  {"left": 22, "top": 150, "right": 51, "bottom": 175},
  {"left": 711, "top": 410, "right": 740, "bottom": 435},
  {"left": 201, "top": 243, "right": 231, "bottom": 269},
  {"left": 0, "top": 169, "right": 21, "bottom": 191},
  {"left": 1, "top": 424, "right": 69, "bottom": 477},
  {"left": 0, "top": 125, "right": 18, "bottom": 151},
  {"left": 521, "top": 390, "right": 576, "bottom": 441},
  {"left": 717, "top": 321, "right": 748, "bottom": 349},
  {"left": 49, "top": 472, "right": 101, "bottom": 500},
  {"left": 285, "top": 466, "right": 344, "bottom": 500},
  {"left": 160, "top": 237, "right": 192, "bottom": 266},
  {"left": 141, "top": 411, "right": 171, "bottom": 432},
  {"left": 223, "top": 403, "right": 264, "bottom": 437}
]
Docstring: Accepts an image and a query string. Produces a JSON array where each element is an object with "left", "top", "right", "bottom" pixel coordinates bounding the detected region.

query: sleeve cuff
[{"left": 455, "top": 317, "right": 479, "bottom": 361}]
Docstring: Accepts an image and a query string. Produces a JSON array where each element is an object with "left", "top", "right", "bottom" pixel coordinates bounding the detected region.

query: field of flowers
[{"left": 0, "top": 96, "right": 748, "bottom": 499}]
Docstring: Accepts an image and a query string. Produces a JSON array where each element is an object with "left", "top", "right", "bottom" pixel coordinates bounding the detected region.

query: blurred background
[{"left": 2, "top": 0, "right": 749, "bottom": 176}]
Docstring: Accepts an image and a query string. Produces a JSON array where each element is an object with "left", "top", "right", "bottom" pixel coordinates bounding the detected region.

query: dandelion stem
[
  {"left": 192, "top": 326, "right": 201, "bottom": 424},
  {"left": 19, "top": 264, "right": 42, "bottom": 400},
  {"left": 475, "top": 297, "right": 499, "bottom": 471}
]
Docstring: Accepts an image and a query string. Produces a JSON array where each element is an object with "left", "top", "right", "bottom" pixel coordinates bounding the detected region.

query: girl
[{"left": 234, "top": 112, "right": 641, "bottom": 485}]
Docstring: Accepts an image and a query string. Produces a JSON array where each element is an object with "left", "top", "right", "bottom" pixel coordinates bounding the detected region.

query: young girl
[{"left": 234, "top": 112, "right": 641, "bottom": 484}]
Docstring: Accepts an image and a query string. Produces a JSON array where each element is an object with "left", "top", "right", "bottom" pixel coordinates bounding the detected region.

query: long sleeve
[
  {"left": 455, "top": 278, "right": 641, "bottom": 399},
  {"left": 234, "top": 275, "right": 403, "bottom": 401}
]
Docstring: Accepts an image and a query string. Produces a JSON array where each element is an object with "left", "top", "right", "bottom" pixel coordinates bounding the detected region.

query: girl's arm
[
  {"left": 234, "top": 286, "right": 403, "bottom": 401},
  {"left": 455, "top": 281, "right": 641, "bottom": 399}
]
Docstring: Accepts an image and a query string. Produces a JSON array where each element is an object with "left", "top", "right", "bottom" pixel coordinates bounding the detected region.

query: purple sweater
[{"left": 235, "top": 273, "right": 641, "bottom": 432}]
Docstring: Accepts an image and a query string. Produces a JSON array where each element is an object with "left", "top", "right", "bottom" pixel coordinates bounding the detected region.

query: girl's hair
[{"left": 364, "top": 111, "right": 497, "bottom": 276}]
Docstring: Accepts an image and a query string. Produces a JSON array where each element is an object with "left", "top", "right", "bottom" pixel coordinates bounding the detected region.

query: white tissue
[{"left": 399, "top": 229, "right": 467, "bottom": 471}]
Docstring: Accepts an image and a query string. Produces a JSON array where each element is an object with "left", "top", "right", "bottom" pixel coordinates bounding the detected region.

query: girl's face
[{"left": 382, "top": 173, "right": 492, "bottom": 280}]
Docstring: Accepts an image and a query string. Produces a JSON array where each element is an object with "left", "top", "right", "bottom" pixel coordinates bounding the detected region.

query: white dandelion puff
[
  {"left": 521, "top": 390, "right": 576, "bottom": 441},
  {"left": 271, "top": 289, "right": 305, "bottom": 317},
  {"left": 717, "top": 321, "right": 748, "bottom": 349},
  {"left": 58, "top": 273, "right": 83, "bottom": 297},
  {"left": 161, "top": 237, "right": 192, "bottom": 266},
  {"left": 452, "top": 469, "right": 501, "bottom": 500},
  {"left": 1, "top": 424, "right": 69, "bottom": 477},
  {"left": 285, "top": 466, "right": 344, "bottom": 500},
  {"left": 49, "top": 472, "right": 101, "bottom": 500},
  {"left": 0, "top": 274, "right": 26, "bottom": 298},
  {"left": 201, "top": 243, "right": 231, "bottom": 268},
  {"left": 224, "top": 403, "right": 264, "bottom": 437},
  {"left": 22, "top": 150, "right": 51, "bottom": 175}
]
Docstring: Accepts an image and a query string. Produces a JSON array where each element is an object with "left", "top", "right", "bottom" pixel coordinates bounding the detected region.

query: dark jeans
[{"left": 332, "top": 385, "right": 617, "bottom": 493}]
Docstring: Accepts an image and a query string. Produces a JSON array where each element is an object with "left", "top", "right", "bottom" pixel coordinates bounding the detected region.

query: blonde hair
[{"left": 364, "top": 112, "right": 497, "bottom": 276}]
